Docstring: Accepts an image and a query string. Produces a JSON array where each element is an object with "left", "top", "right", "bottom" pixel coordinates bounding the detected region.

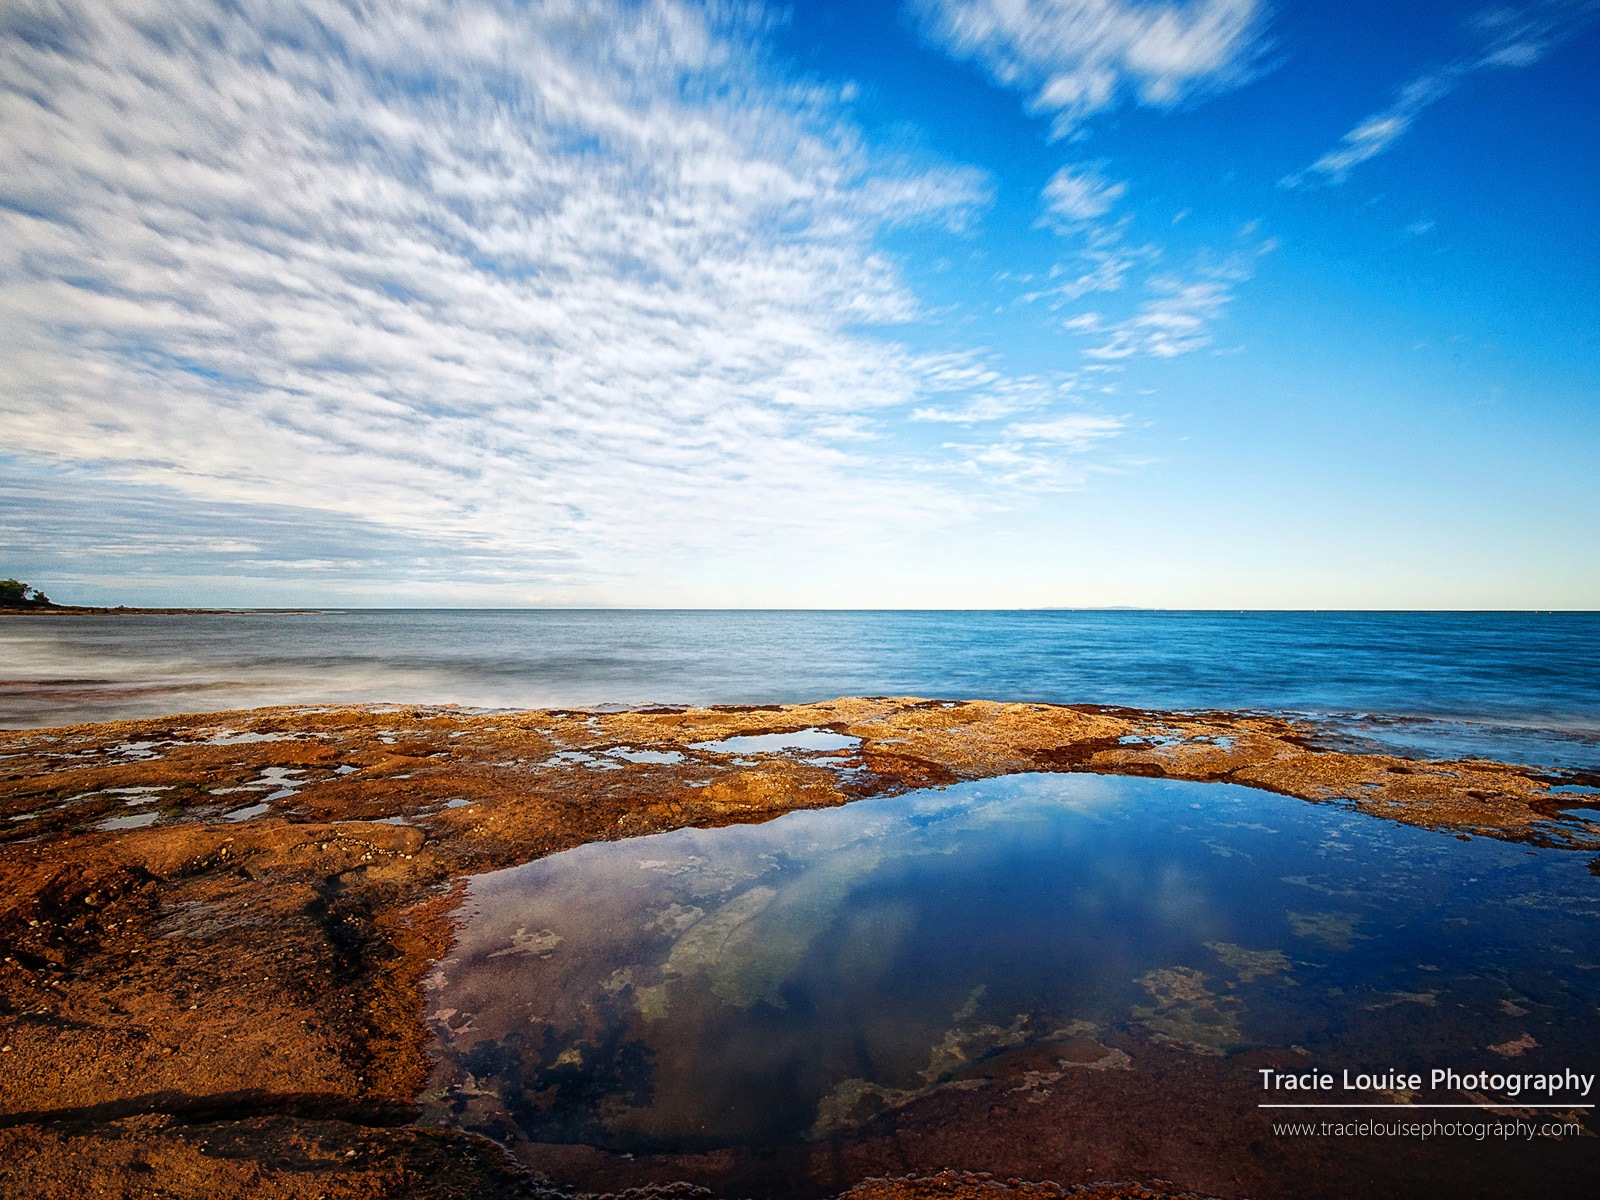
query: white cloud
[
  {"left": 910, "top": 365, "right": 1077, "bottom": 424},
  {"left": 914, "top": 0, "right": 1266, "bottom": 135},
  {"left": 1284, "top": 0, "right": 1598, "bottom": 187},
  {"left": 1005, "top": 412, "right": 1125, "bottom": 446},
  {"left": 1058, "top": 228, "right": 1273, "bottom": 360},
  {"left": 1018, "top": 241, "right": 1159, "bottom": 310},
  {"left": 1040, "top": 163, "right": 1127, "bottom": 225},
  {"left": 941, "top": 407, "right": 1125, "bottom": 488},
  {"left": 917, "top": 1, "right": 1275, "bottom": 395},
  {"left": 0, "top": 0, "right": 1124, "bottom": 600},
  {"left": 1075, "top": 277, "right": 1232, "bottom": 359}
]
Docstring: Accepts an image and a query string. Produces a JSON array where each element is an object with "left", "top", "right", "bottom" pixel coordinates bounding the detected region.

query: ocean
[{"left": 3, "top": 609, "right": 1597, "bottom": 768}]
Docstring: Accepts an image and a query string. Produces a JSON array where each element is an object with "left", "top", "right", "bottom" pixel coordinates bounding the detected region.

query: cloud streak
[
  {"left": 942, "top": 407, "right": 1126, "bottom": 489},
  {"left": 1040, "top": 163, "right": 1128, "bottom": 224},
  {"left": 1285, "top": 0, "right": 1599, "bottom": 187},
  {"left": 0, "top": 0, "right": 1125, "bottom": 600},
  {"left": 914, "top": 0, "right": 1266, "bottom": 135},
  {"left": 913, "top": 3, "right": 1269, "bottom": 385},
  {"left": 1058, "top": 228, "right": 1274, "bottom": 361},
  {"left": 1072, "top": 277, "right": 1232, "bottom": 359}
]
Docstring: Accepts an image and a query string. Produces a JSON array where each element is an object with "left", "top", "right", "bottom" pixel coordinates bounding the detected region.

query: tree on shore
[{"left": 0, "top": 579, "right": 52, "bottom": 605}]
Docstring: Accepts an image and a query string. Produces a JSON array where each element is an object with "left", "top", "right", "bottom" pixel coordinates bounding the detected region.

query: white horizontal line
[{"left": 1259, "top": 1104, "right": 1594, "bottom": 1109}]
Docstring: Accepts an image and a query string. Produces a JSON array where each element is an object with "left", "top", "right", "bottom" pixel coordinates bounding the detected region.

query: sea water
[{"left": 4, "top": 610, "right": 1598, "bottom": 768}]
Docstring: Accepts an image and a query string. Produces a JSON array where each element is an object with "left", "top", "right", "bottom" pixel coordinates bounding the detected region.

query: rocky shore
[{"left": 2, "top": 698, "right": 1596, "bottom": 1198}]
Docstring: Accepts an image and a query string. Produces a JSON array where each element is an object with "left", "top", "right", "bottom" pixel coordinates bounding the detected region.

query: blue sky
[{"left": 1, "top": 0, "right": 1596, "bottom": 607}]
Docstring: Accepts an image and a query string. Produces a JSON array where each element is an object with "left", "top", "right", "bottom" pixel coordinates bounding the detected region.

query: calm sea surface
[{"left": 3, "top": 610, "right": 1597, "bottom": 767}]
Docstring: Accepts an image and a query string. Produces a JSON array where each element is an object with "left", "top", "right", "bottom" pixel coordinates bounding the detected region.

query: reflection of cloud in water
[{"left": 425, "top": 773, "right": 1600, "bottom": 1153}]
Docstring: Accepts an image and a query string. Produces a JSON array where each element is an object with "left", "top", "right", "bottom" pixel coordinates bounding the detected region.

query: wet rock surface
[{"left": 1, "top": 697, "right": 1596, "bottom": 1198}]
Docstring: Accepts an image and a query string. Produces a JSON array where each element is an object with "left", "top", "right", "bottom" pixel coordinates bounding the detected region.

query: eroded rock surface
[{"left": 2, "top": 698, "right": 1595, "bottom": 1198}]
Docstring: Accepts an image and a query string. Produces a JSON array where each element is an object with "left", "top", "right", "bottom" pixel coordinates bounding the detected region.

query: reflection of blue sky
[
  {"left": 3, "top": 1, "right": 1596, "bottom": 608},
  {"left": 433, "top": 772, "right": 1600, "bottom": 1146},
  {"left": 452, "top": 773, "right": 1218, "bottom": 1014},
  {"left": 454, "top": 775, "right": 1357, "bottom": 1006}
]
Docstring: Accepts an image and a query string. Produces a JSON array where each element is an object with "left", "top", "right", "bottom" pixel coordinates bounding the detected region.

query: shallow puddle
[
  {"left": 423, "top": 774, "right": 1599, "bottom": 1158},
  {"left": 608, "top": 747, "right": 687, "bottom": 765},
  {"left": 95, "top": 811, "right": 161, "bottom": 831},
  {"left": 689, "top": 728, "right": 860, "bottom": 754},
  {"left": 222, "top": 802, "right": 271, "bottom": 822}
]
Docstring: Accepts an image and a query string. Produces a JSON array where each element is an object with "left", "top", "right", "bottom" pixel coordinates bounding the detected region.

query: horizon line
[{"left": 11, "top": 604, "right": 1599, "bottom": 615}]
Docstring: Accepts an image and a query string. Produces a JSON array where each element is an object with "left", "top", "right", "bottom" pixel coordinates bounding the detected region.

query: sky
[{"left": 1, "top": 0, "right": 1596, "bottom": 609}]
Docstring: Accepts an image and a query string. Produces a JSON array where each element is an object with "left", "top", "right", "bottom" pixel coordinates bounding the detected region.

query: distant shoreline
[{"left": 0, "top": 603, "right": 323, "bottom": 616}]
